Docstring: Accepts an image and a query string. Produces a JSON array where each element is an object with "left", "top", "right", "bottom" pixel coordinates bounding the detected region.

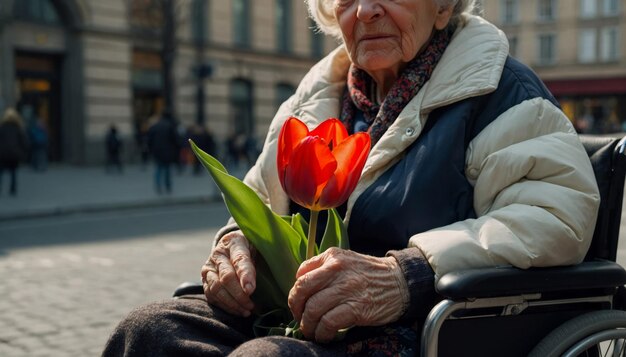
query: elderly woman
[{"left": 103, "top": 0, "right": 599, "bottom": 355}]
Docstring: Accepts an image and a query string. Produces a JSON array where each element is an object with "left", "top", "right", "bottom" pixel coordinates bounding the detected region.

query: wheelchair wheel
[{"left": 528, "top": 310, "right": 626, "bottom": 357}]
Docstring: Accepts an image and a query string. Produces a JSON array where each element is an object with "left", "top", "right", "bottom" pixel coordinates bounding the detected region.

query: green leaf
[
  {"left": 190, "top": 140, "right": 303, "bottom": 298},
  {"left": 319, "top": 208, "right": 350, "bottom": 253},
  {"left": 252, "top": 308, "right": 292, "bottom": 337},
  {"left": 290, "top": 213, "right": 309, "bottom": 259},
  {"left": 290, "top": 213, "right": 308, "bottom": 240},
  {"left": 251, "top": 255, "right": 289, "bottom": 314}
]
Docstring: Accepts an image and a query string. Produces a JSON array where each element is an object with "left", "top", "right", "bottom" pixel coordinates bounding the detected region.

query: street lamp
[{"left": 193, "top": 63, "right": 213, "bottom": 125}]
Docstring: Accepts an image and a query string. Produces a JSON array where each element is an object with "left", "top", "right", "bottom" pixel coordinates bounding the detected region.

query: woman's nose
[{"left": 356, "top": 0, "right": 385, "bottom": 22}]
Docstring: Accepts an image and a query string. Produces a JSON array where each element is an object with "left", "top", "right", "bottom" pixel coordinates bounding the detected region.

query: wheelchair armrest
[
  {"left": 436, "top": 260, "right": 626, "bottom": 299},
  {"left": 173, "top": 281, "right": 203, "bottom": 297}
]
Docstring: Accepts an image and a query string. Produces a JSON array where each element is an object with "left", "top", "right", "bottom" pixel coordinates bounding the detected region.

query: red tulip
[{"left": 277, "top": 117, "right": 371, "bottom": 211}]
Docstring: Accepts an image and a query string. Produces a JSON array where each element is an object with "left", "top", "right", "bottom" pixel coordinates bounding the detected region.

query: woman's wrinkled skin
[
  {"left": 335, "top": 0, "right": 453, "bottom": 98},
  {"left": 202, "top": 231, "right": 257, "bottom": 317},
  {"left": 202, "top": 0, "right": 455, "bottom": 342},
  {"left": 288, "top": 248, "right": 406, "bottom": 342}
]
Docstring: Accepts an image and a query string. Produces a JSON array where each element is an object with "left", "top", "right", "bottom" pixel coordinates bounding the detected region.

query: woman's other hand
[
  {"left": 288, "top": 248, "right": 407, "bottom": 343},
  {"left": 201, "top": 230, "right": 256, "bottom": 317}
]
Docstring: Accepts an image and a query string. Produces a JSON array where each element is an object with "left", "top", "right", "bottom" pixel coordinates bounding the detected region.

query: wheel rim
[{"left": 563, "top": 330, "right": 626, "bottom": 357}]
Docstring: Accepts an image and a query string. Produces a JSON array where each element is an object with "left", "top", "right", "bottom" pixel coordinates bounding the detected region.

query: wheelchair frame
[{"left": 421, "top": 134, "right": 626, "bottom": 356}]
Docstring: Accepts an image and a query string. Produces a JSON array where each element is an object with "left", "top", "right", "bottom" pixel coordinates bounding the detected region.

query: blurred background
[{"left": 0, "top": 0, "right": 625, "bottom": 356}]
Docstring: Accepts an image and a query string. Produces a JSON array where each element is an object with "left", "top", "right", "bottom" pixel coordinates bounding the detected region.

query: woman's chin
[{"left": 355, "top": 57, "right": 401, "bottom": 73}]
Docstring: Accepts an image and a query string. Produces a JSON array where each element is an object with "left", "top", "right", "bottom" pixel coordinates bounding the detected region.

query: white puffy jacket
[{"left": 238, "top": 14, "right": 600, "bottom": 278}]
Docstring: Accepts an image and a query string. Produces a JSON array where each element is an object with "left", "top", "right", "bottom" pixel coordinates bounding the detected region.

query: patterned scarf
[{"left": 340, "top": 26, "right": 455, "bottom": 145}]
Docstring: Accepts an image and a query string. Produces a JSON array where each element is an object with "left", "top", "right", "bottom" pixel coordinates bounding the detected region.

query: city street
[{"left": 0, "top": 202, "right": 230, "bottom": 356}]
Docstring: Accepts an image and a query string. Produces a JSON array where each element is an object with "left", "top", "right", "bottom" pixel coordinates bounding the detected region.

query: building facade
[
  {"left": 480, "top": 0, "right": 626, "bottom": 133},
  {"left": 0, "top": 0, "right": 336, "bottom": 164}
]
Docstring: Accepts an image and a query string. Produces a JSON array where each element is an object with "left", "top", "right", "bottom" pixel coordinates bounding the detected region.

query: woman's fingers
[
  {"left": 200, "top": 231, "right": 258, "bottom": 316},
  {"left": 314, "top": 304, "right": 357, "bottom": 343},
  {"left": 295, "top": 252, "right": 325, "bottom": 279},
  {"left": 298, "top": 284, "right": 345, "bottom": 339},
  {"left": 203, "top": 266, "right": 250, "bottom": 316},
  {"left": 228, "top": 237, "right": 256, "bottom": 295},
  {"left": 212, "top": 253, "right": 255, "bottom": 312},
  {"left": 288, "top": 255, "right": 336, "bottom": 321}
]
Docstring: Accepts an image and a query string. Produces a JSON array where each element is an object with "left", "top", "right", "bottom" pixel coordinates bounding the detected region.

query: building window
[
  {"left": 538, "top": 34, "right": 556, "bottom": 65},
  {"left": 233, "top": 0, "right": 250, "bottom": 48},
  {"left": 132, "top": 50, "right": 163, "bottom": 91},
  {"left": 601, "top": 26, "right": 619, "bottom": 61},
  {"left": 230, "top": 79, "right": 254, "bottom": 135},
  {"left": 275, "top": 83, "right": 296, "bottom": 110},
  {"left": 276, "top": 0, "right": 292, "bottom": 53},
  {"left": 310, "top": 19, "right": 325, "bottom": 58},
  {"left": 508, "top": 36, "right": 519, "bottom": 58},
  {"left": 603, "top": 0, "right": 620, "bottom": 16},
  {"left": 191, "top": 0, "right": 207, "bottom": 46},
  {"left": 13, "top": 0, "right": 60, "bottom": 25},
  {"left": 132, "top": 49, "right": 164, "bottom": 146},
  {"left": 500, "top": 0, "right": 519, "bottom": 24},
  {"left": 580, "top": 0, "right": 598, "bottom": 18},
  {"left": 538, "top": 0, "right": 556, "bottom": 21},
  {"left": 130, "top": 0, "right": 163, "bottom": 31},
  {"left": 578, "top": 29, "right": 597, "bottom": 63}
]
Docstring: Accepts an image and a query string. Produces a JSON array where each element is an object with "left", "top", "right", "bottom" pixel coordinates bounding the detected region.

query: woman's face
[{"left": 334, "top": 0, "right": 453, "bottom": 74}]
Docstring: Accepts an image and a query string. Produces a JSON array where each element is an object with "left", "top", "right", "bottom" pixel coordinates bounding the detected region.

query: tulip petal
[
  {"left": 284, "top": 136, "right": 337, "bottom": 209},
  {"left": 277, "top": 117, "right": 309, "bottom": 191},
  {"left": 318, "top": 133, "right": 370, "bottom": 209},
  {"left": 309, "top": 118, "right": 348, "bottom": 150}
]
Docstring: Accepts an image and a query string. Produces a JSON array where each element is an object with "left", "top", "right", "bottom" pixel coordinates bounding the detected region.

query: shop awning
[{"left": 544, "top": 77, "right": 626, "bottom": 96}]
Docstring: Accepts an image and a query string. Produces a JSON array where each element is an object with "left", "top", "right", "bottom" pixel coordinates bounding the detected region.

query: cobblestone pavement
[{"left": 0, "top": 226, "right": 217, "bottom": 356}]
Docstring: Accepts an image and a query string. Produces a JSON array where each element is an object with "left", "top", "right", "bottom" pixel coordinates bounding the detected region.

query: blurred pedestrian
[
  {"left": 105, "top": 124, "right": 123, "bottom": 173},
  {"left": 27, "top": 115, "right": 48, "bottom": 172},
  {"left": 187, "top": 123, "right": 216, "bottom": 175},
  {"left": 0, "top": 108, "right": 29, "bottom": 196},
  {"left": 147, "top": 114, "right": 180, "bottom": 194}
]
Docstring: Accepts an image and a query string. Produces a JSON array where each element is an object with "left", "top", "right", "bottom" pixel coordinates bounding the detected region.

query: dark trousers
[
  {"left": 102, "top": 295, "right": 346, "bottom": 356},
  {"left": 102, "top": 294, "right": 421, "bottom": 356},
  {"left": 105, "top": 154, "right": 123, "bottom": 173},
  {"left": 0, "top": 166, "right": 17, "bottom": 195},
  {"left": 154, "top": 161, "right": 172, "bottom": 193}
]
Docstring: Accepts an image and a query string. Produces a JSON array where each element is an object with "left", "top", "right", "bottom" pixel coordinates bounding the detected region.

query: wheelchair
[{"left": 174, "top": 134, "right": 626, "bottom": 357}]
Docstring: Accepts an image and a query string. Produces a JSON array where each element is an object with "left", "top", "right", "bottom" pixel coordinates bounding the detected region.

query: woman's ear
[{"left": 434, "top": 5, "right": 454, "bottom": 30}]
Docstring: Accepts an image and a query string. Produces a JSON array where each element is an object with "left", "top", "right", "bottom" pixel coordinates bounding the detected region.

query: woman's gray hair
[{"left": 306, "top": 0, "right": 478, "bottom": 40}]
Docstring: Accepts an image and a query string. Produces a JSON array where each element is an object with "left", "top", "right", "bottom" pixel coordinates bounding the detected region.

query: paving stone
[
  {"left": 0, "top": 342, "right": 28, "bottom": 357},
  {"left": 0, "top": 230, "right": 214, "bottom": 355}
]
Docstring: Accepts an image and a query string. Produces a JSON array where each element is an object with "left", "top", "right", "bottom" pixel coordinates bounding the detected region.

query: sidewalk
[{"left": 0, "top": 163, "right": 247, "bottom": 221}]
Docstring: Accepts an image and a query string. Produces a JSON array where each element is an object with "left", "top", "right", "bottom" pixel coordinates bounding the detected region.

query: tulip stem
[{"left": 306, "top": 210, "right": 320, "bottom": 260}]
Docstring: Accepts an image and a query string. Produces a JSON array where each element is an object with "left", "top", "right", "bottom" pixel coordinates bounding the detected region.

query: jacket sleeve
[{"left": 409, "top": 98, "right": 600, "bottom": 278}]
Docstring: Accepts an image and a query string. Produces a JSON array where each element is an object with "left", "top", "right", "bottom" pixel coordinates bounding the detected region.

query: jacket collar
[{"left": 420, "top": 14, "right": 509, "bottom": 113}]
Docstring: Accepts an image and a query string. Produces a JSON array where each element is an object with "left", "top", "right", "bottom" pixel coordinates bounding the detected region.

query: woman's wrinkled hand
[
  {"left": 288, "top": 248, "right": 407, "bottom": 343},
  {"left": 201, "top": 230, "right": 256, "bottom": 317}
]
